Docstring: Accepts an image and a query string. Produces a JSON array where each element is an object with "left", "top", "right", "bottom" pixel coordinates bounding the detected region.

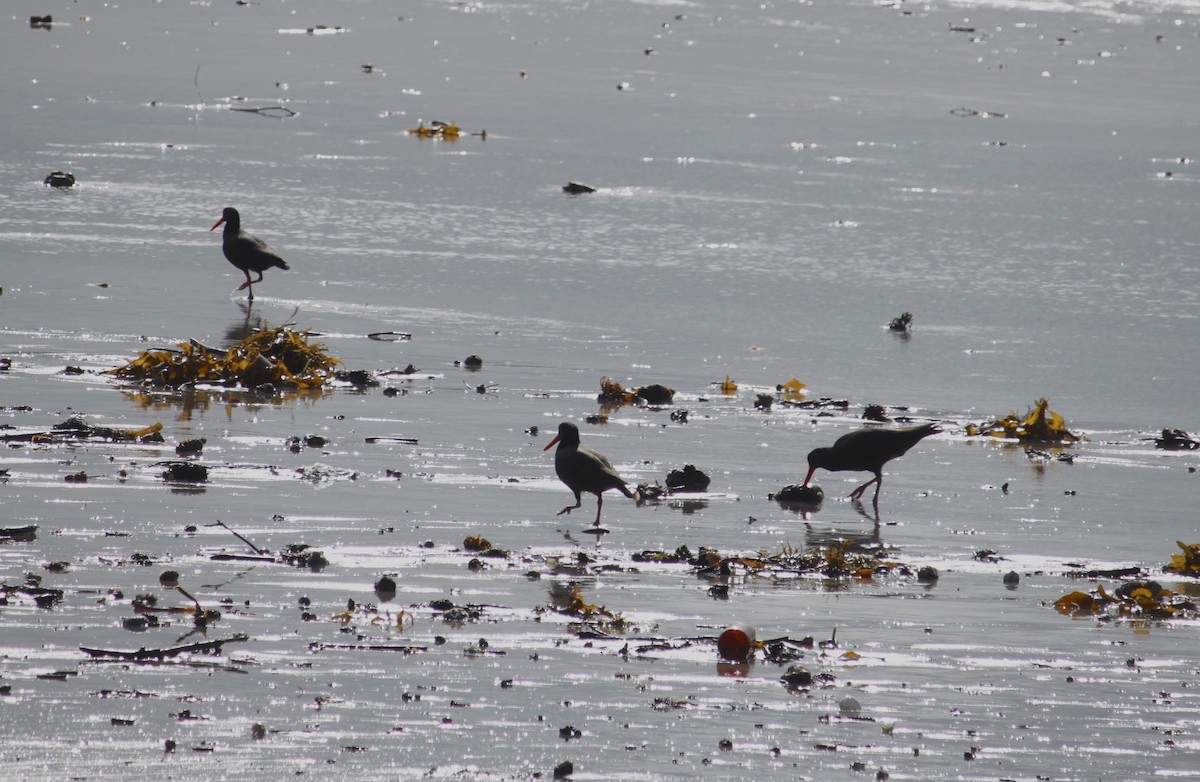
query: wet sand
[{"left": 3, "top": 0, "right": 1200, "bottom": 779}]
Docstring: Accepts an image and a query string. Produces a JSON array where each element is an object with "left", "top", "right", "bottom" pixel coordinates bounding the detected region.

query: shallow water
[{"left": 2, "top": 0, "right": 1200, "bottom": 780}]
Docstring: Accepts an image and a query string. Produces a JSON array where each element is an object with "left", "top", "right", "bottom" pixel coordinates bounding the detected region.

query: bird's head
[
  {"left": 543, "top": 421, "right": 581, "bottom": 451},
  {"left": 210, "top": 207, "right": 239, "bottom": 232},
  {"left": 802, "top": 447, "right": 830, "bottom": 486}
]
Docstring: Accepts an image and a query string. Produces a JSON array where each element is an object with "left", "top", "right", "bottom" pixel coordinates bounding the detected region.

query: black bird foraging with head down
[
  {"left": 802, "top": 422, "right": 940, "bottom": 504},
  {"left": 544, "top": 422, "right": 635, "bottom": 526},
  {"left": 210, "top": 207, "right": 289, "bottom": 301}
]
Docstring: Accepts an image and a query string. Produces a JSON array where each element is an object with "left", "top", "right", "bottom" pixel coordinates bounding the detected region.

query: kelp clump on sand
[
  {"left": 598, "top": 377, "right": 675, "bottom": 406},
  {"left": 1055, "top": 581, "right": 1198, "bottom": 621},
  {"left": 548, "top": 585, "right": 637, "bottom": 635},
  {"left": 1155, "top": 428, "right": 1199, "bottom": 450},
  {"left": 635, "top": 542, "right": 906, "bottom": 581},
  {"left": 0, "top": 417, "right": 164, "bottom": 444},
  {"left": 1054, "top": 540, "right": 1200, "bottom": 621},
  {"left": 967, "top": 397, "right": 1082, "bottom": 444},
  {"left": 1165, "top": 540, "right": 1200, "bottom": 577},
  {"left": 107, "top": 324, "right": 340, "bottom": 390}
]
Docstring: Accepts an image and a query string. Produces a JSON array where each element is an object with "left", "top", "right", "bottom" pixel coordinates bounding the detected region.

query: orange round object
[{"left": 717, "top": 624, "right": 756, "bottom": 662}]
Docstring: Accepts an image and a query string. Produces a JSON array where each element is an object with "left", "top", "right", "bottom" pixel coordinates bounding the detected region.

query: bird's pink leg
[
  {"left": 849, "top": 475, "right": 880, "bottom": 500},
  {"left": 236, "top": 271, "right": 265, "bottom": 291},
  {"left": 593, "top": 494, "right": 604, "bottom": 526},
  {"left": 557, "top": 492, "right": 583, "bottom": 516}
]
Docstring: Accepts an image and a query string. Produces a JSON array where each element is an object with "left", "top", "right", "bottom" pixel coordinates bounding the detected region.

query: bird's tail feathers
[{"left": 276, "top": 259, "right": 290, "bottom": 270}]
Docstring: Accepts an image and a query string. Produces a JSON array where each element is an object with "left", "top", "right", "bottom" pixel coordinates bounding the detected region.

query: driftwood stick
[
  {"left": 230, "top": 105, "right": 297, "bottom": 118},
  {"left": 208, "top": 519, "right": 267, "bottom": 555},
  {"left": 758, "top": 635, "right": 815, "bottom": 648},
  {"left": 310, "top": 642, "right": 428, "bottom": 654},
  {"left": 209, "top": 553, "right": 275, "bottom": 563},
  {"left": 80, "top": 634, "right": 250, "bottom": 661}
]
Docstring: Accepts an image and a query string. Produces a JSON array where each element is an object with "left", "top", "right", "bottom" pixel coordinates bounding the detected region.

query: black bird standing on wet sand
[
  {"left": 210, "top": 207, "right": 289, "bottom": 300},
  {"left": 544, "top": 422, "right": 635, "bottom": 526},
  {"left": 802, "top": 422, "right": 940, "bottom": 504}
]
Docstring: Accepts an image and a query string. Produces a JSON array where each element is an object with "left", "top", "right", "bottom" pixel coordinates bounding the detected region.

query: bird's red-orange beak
[
  {"left": 543, "top": 434, "right": 562, "bottom": 451},
  {"left": 801, "top": 464, "right": 817, "bottom": 487},
  {"left": 209, "top": 217, "right": 226, "bottom": 231}
]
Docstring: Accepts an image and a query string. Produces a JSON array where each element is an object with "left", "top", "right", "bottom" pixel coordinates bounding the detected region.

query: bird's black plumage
[
  {"left": 544, "top": 422, "right": 635, "bottom": 526},
  {"left": 802, "top": 423, "right": 939, "bottom": 504},
  {"left": 210, "top": 207, "right": 289, "bottom": 300}
]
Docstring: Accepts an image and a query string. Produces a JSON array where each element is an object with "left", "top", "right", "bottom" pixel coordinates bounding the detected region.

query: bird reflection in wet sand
[
  {"left": 544, "top": 422, "right": 635, "bottom": 527},
  {"left": 803, "top": 423, "right": 940, "bottom": 506},
  {"left": 225, "top": 300, "right": 264, "bottom": 345},
  {"left": 803, "top": 519, "right": 886, "bottom": 558}
]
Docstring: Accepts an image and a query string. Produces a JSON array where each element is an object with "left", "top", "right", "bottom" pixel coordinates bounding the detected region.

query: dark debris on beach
[{"left": 4, "top": 310, "right": 1197, "bottom": 782}]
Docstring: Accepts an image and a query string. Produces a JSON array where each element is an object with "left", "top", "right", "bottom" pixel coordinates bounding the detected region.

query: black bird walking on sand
[
  {"left": 802, "top": 422, "right": 939, "bottom": 504},
  {"left": 544, "top": 422, "right": 635, "bottom": 526},
  {"left": 210, "top": 207, "right": 289, "bottom": 300}
]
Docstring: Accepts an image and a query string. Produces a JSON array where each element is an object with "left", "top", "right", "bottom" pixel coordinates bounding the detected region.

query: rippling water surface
[{"left": 2, "top": 0, "right": 1199, "bottom": 779}]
